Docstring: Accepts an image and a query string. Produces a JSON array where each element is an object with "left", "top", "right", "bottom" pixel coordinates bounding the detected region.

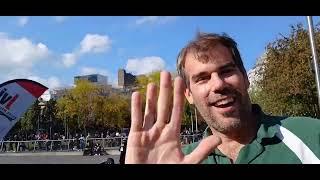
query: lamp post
[
  {"left": 49, "top": 115, "right": 52, "bottom": 140},
  {"left": 38, "top": 100, "right": 46, "bottom": 133}
]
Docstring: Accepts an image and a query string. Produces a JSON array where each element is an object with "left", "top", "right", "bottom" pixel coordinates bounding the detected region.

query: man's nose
[{"left": 209, "top": 73, "right": 226, "bottom": 93}]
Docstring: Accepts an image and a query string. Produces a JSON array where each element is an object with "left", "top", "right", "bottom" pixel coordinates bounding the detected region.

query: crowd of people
[
  {"left": 1, "top": 128, "right": 202, "bottom": 153},
  {"left": 1, "top": 130, "right": 128, "bottom": 153}
]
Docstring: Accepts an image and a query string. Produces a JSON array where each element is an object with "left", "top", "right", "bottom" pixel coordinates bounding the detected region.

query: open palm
[{"left": 125, "top": 71, "right": 221, "bottom": 164}]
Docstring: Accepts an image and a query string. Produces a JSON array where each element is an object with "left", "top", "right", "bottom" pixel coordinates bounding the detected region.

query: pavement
[{"left": 0, "top": 151, "right": 120, "bottom": 164}]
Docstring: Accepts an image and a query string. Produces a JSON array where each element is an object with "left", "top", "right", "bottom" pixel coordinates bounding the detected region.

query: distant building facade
[
  {"left": 74, "top": 74, "right": 108, "bottom": 85},
  {"left": 50, "top": 88, "right": 71, "bottom": 100},
  {"left": 118, "top": 69, "right": 137, "bottom": 89}
]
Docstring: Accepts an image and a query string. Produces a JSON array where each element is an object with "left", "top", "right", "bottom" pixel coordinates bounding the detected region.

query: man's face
[{"left": 184, "top": 44, "right": 251, "bottom": 134}]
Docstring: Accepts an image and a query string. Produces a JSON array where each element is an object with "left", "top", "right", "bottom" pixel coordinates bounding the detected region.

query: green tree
[
  {"left": 94, "top": 94, "right": 130, "bottom": 129},
  {"left": 135, "top": 71, "right": 193, "bottom": 128},
  {"left": 6, "top": 100, "right": 41, "bottom": 138},
  {"left": 136, "top": 71, "right": 161, "bottom": 98},
  {"left": 56, "top": 79, "right": 131, "bottom": 134},
  {"left": 251, "top": 23, "right": 320, "bottom": 118},
  {"left": 56, "top": 80, "right": 100, "bottom": 134},
  {"left": 40, "top": 99, "right": 59, "bottom": 138}
]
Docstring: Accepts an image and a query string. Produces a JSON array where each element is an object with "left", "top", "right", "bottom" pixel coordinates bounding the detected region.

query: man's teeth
[{"left": 215, "top": 97, "right": 234, "bottom": 106}]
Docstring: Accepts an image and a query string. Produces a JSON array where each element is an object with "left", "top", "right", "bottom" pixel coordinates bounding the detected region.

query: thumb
[{"left": 183, "top": 135, "right": 221, "bottom": 164}]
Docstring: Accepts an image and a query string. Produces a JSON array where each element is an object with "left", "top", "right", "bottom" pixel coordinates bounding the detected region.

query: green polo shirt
[{"left": 182, "top": 104, "right": 320, "bottom": 164}]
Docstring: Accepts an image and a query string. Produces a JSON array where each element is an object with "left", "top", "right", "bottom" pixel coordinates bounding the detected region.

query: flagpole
[{"left": 307, "top": 16, "right": 320, "bottom": 108}]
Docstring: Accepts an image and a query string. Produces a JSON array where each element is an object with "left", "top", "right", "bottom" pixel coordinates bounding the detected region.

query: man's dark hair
[{"left": 176, "top": 32, "right": 247, "bottom": 88}]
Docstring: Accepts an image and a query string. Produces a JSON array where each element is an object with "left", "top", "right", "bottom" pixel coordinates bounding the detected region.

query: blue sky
[{"left": 0, "top": 16, "right": 319, "bottom": 90}]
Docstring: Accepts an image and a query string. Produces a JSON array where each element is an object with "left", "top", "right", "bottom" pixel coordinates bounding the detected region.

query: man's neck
[{"left": 210, "top": 113, "right": 258, "bottom": 163}]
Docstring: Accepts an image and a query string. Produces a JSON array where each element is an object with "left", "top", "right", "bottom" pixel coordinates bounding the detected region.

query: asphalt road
[{"left": 0, "top": 152, "right": 120, "bottom": 164}]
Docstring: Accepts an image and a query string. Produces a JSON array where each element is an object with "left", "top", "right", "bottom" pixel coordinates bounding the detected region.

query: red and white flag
[{"left": 0, "top": 79, "right": 48, "bottom": 140}]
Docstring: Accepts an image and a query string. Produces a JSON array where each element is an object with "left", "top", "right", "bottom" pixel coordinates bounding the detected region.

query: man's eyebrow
[
  {"left": 191, "top": 72, "right": 209, "bottom": 82},
  {"left": 191, "top": 62, "right": 236, "bottom": 82},
  {"left": 220, "top": 62, "right": 236, "bottom": 70}
]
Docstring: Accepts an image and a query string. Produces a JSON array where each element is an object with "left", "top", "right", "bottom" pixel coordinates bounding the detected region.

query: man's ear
[{"left": 184, "top": 88, "right": 194, "bottom": 105}]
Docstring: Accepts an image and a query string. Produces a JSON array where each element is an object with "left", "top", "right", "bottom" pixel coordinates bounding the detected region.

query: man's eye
[
  {"left": 196, "top": 76, "right": 209, "bottom": 83},
  {"left": 221, "top": 69, "right": 234, "bottom": 75}
]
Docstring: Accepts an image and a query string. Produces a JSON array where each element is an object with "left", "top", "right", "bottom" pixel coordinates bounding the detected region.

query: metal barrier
[
  {"left": 180, "top": 134, "right": 203, "bottom": 145},
  {"left": 0, "top": 134, "right": 203, "bottom": 153}
]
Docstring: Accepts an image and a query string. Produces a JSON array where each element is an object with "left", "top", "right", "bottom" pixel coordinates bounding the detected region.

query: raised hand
[{"left": 125, "top": 71, "right": 221, "bottom": 164}]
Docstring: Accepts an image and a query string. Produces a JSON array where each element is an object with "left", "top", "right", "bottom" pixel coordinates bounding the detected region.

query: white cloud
[
  {"left": 135, "top": 16, "right": 159, "bottom": 25},
  {"left": 125, "top": 56, "right": 166, "bottom": 75},
  {"left": 3, "top": 68, "right": 33, "bottom": 81},
  {"left": 135, "top": 16, "right": 177, "bottom": 25},
  {"left": 18, "top": 16, "right": 29, "bottom": 27},
  {"left": 53, "top": 16, "right": 67, "bottom": 23},
  {"left": 0, "top": 67, "right": 61, "bottom": 90},
  {"left": 0, "top": 33, "right": 50, "bottom": 71},
  {"left": 27, "top": 75, "right": 61, "bottom": 89},
  {"left": 0, "top": 32, "right": 8, "bottom": 38},
  {"left": 80, "top": 67, "right": 108, "bottom": 76},
  {"left": 60, "top": 33, "right": 112, "bottom": 68},
  {"left": 80, "top": 34, "right": 111, "bottom": 54},
  {"left": 62, "top": 53, "right": 77, "bottom": 67},
  {"left": 47, "top": 77, "right": 61, "bottom": 89}
]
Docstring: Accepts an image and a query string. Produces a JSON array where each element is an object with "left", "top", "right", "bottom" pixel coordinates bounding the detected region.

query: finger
[
  {"left": 169, "top": 76, "right": 185, "bottom": 135},
  {"left": 183, "top": 135, "right": 221, "bottom": 164},
  {"left": 130, "top": 91, "right": 143, "bottom": 132},
  {"left": 155, "top": 71, "right": 173, "bottom": 129},
  {"left": 143, "top": 83, "right": 157, "bottom": 130}
]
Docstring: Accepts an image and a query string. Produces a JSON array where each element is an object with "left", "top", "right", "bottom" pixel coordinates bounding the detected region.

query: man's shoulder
[
  {"left": 269, "top": 115, "right": 320, "bottom": 151},
  {"left": 263, "top": 114, "right": 320, "bottom": 131},
  {"left": 261, "top": 114, "right": 320, "bottom": 144},
  {"left": 271, "top": 115, "right": 320, "bottom": 159},
  {"left": 257, "top": 114, "right": 320, "bottom": 161},
  {"left": 279, "top": 116, "right": 320, "bottom": 131}
]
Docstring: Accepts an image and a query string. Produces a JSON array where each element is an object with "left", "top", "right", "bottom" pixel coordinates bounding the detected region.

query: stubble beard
[{"left": 195, "top": 92, "right": 251, "bottom": 135}]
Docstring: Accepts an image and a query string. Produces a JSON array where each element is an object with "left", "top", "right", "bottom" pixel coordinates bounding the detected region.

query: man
[{"left": 125, "top": 32, "right": 320, "bottom": 164}]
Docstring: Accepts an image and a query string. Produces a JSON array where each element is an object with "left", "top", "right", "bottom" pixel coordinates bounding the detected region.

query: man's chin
[
  {"left": 212, "top": 108, "right": 240, "bottom": 119},
  {"left": 205, "top": 113, "right": 239, "bottom": 126},
  {"left": 212, "top": 121, "right": 242, "bottom": 134}
]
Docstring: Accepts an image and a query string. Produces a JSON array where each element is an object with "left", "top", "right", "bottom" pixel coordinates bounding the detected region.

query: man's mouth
[{"left": 211, "top": 97, "right": 236, "bottom": 108}]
